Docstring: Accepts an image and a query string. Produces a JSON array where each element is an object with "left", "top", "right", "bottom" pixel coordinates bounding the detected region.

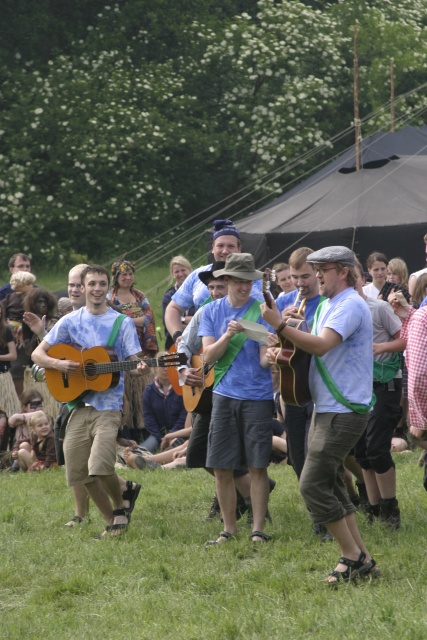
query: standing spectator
[
  {"left": 354, "top": 260, "right": 405, "bottom": 529},
  {"left": 22, "top": 287, "right": 60, "bottom": 418},
  {"left": 408, "top": 232, "right": 427, "bottom": 296},
  {"left": 2, "top": 271, "right": 37, "bottom": 396},
  {"left": 363, "top": 252, "right": 388, "bottom": 299},
  {"left": 0, "top": 303, "right": 20, "bottom": 416},
  {"left": 107, "top": 258, "right": 158, "bottom": 442},
  {"left": 162, "top": 255, "right": 194, "bottom": 349},
  {"left": 272, "top": 262, "right": 296, "bottom": 297},
  {"left": 387, "top": 258, "right": 408, "bottom": 289},
  {"left": 0, "top": 252, "right": 31, "bottom": 301}
]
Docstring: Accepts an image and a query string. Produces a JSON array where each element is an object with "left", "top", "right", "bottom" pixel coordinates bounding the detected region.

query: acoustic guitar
[
  {"left": 182, "top": 354, "right": 215, "bottom": 413},
  {"left": 263, "top": 273, "right": 312, "bottom": 407},
  {"left": 44, "top": 344, "right": 187, "bottom": 402}
]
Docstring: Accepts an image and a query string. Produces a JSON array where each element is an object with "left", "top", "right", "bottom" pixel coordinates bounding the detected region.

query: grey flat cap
[{"left": 306, "top": 246, "right": 355, "bottom": 266}]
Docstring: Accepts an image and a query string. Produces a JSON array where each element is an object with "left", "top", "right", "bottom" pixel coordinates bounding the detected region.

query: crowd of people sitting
[{"left": 1, "top": 225, "right": 427, "bottom": 584}]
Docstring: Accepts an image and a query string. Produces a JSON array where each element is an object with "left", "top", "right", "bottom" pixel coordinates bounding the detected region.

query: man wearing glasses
[{"left": 262, "top": 246, "right": 380, "bottom": 584}]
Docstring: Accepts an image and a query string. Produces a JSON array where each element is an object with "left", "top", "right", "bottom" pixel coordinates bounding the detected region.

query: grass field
[{"left": 2, "top": 451, "right": 427, "bottom": 639}]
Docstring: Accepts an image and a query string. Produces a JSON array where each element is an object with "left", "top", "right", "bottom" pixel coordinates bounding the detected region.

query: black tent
[{"left": 236, "top": 126, "right": 427, "bottom": 273}]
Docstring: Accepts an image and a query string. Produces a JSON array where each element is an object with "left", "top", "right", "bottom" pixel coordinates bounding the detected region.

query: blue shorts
[{"left": 206, "top": 394, "right": 273, "bottom": 470}]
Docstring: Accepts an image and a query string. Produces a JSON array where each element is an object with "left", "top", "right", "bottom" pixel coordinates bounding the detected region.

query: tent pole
[
  {"left": 354, "top": 24, "right": 361, "bottom": 171},
  {"left": 390, "top": 58, "right": 396, "bottom": 132}
]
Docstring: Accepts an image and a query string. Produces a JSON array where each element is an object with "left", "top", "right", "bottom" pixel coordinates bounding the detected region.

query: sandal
[
  {"left": 359, "top": 558, "right": 381, "bottom": 579},
  {"left": 65, "top": 515, "right": 83, "bottom": 527},
  {"left": 122, "top": 481, "right": 141, "bottom": 523},
  {"left": 93, "top": 525, "right": 111, "bottom": 540},
  {"left": 327, "top": 552, "right": 371, "bottom": 585},
  {"left": 110, "top": 508, "right": 129, "bottom": 536},
  {"left": 250, "top": 530, "right": 272, "bottom": 542},
  {"left": 206, "top": 531, "right": 233, "bottom": 545}
]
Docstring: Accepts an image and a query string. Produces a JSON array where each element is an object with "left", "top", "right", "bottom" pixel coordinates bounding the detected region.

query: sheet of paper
[{"left": 237, "top": 318, "right": 269, "bottom": 344}]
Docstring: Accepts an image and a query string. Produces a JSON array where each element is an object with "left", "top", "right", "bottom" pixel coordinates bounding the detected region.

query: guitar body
[
  {"left": 182, "top": 354, "right": 215, "bottom": 413},
  {"left": 276, "top": 319, "right": 312, "bottom": 407},
  {"left": 45, "top": 344, "right": 119, "bottom": 402}
]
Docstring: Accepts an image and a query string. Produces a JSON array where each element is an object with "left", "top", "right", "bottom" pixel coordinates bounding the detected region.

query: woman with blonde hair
[{"left": 162, "top": 256, "right": 194, "bottom": 349}]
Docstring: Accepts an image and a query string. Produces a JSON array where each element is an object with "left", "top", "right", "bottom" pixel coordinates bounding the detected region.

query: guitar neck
[{"left": 93, "top": 357, "right": 173, "bottom": 375}]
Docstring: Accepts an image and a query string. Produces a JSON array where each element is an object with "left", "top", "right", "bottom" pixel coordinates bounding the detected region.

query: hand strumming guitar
[{"left": 180, "top": 367, "right": 204, "bottom": 387}]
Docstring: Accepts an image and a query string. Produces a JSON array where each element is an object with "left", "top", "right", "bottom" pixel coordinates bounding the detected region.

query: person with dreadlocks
[{"left": 107, "top": 259, "right": 158, "bottom": 442}]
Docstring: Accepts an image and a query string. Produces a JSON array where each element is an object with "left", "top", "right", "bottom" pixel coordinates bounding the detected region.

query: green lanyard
[
  {"left": 214, "top": 300, "right": 262, "bottom": 389},
  {"left": 312, "top": 301, "right": 375, "bottom": 414}
]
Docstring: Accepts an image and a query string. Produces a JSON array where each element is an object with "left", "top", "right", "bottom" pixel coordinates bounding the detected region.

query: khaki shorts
[{"left": 63, "top": 406, "right": 121, "bottom": 486}]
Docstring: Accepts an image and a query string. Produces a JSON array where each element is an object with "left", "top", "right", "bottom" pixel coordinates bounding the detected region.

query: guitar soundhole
[{"left": 84, "top": 361, "right": 98, "bottom": 380}]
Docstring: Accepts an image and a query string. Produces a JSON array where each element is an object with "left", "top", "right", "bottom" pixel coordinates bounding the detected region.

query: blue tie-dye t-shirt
[{"left": 44, "top": 307, "right": 141, "bottom": 411}]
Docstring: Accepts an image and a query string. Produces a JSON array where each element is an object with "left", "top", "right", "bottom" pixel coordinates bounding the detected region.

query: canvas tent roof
[{"left": 236, "top": 126, "right": 427, "bottom": 273}]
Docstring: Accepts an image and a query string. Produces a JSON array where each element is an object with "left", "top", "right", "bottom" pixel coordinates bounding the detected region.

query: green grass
[{"left": 2, "top": 453, "right": 427, "bottom": 639}]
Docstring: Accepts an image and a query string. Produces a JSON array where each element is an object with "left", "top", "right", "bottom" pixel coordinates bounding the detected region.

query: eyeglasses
[{"left": 314, "top": 267, "right": 337, "bottom": 276}]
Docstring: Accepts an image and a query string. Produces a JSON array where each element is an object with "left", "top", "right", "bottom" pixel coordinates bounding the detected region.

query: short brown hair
[
  {"left": 272, "top": 262, "right": 290, "bottom": 274},
  {"left": 8, "top": 253, "right": 31, "bottom": 269},
  {"left": 336, "top": 262, "right": 357, "bottom": 287},
  {"left": 289, "top": 247, "right": 314, "bottom": 271},
  {"left": 366, "top": 252, "right": 388, "bottom": 269},
  {"left": 81, "top": 265, "right": 110, "bottom": 286}
]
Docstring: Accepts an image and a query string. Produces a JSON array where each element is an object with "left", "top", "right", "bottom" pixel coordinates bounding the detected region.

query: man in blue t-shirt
[
  {"left": 32, "top": 265, "right": 148, "bottom": 537},
  {"left": 275, "top": 246, "right": 322, "bottom": 483},
  {"left": 165, "top": 219, "right": 263, "bottom": 346},
  {"left": 262, "top": 246, "right": 380, "bottom": 584},
  {"left": 199, "top": 253, "right": 275, "bottom": 544}
]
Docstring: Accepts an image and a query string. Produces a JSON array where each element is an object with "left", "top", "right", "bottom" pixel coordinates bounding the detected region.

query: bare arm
[
  {"left": 373, "top": 331, "right": 406, "bottom": 356},
  {"left": 165, "top": 300, "right": 185, "bottom": 341},
  {"left": 32, "top": 340, "right": 80, "bottom": 373},
  {"left": 261, "top": 299, "right": 341, "bottom": 356}
]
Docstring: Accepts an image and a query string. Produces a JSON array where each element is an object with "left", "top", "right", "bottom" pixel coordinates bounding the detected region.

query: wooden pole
[
  {"left": 390, "top": 58, "right": 396, "bottom": 132},
  {"left": 354, "top": 25, "right": 361, "bottom": 171}
]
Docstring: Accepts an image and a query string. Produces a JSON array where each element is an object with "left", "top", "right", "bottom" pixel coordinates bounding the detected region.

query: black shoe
[
  {"left": 379, "top": 497, "right": 401, "bottom": 530},
  {"left": 367, "top": 503, "right": 380, "bottom": 525},
  {"left": 205, "top": 493, "right": 221, "bottom": 520}
]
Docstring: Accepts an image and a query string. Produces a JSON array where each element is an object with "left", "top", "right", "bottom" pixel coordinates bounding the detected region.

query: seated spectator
[
  {"left": 13, "top": 410, "right": 57, "bottom": 472},
  {"left": 162, "top": 255, "right": 194, "bottom": 349},
  {"left": 8, "top": 389, "right": 45, "bottom": 470},
  {"left": 141, "top": 353, "right": 187, "bottom": 452}
]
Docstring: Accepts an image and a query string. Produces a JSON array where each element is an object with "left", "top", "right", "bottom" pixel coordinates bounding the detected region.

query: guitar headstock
[
  {"left": 157, "top": 353, "right": 188, "bottom": 368},
  {"left": 262, "top": 268, "right": 275, "bottom": 309}
]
